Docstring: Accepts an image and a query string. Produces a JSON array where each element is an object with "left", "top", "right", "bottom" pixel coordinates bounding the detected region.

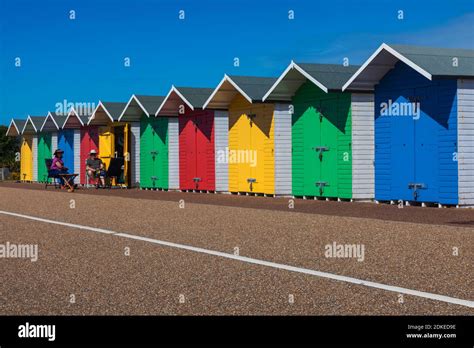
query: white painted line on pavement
[
  {"left": 0, "top": 210, "right": 116, "bottom": 235},
  {"left": 1, "top": 209, "right": 473, "bottom": 309}
]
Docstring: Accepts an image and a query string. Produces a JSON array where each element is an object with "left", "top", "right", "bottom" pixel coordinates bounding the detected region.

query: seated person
[
  {"left": 50, "top": 149, "right": 74, "bottom": 187},
  {"left": 85, "top": 149, "right": 106, "bottom": 187}
]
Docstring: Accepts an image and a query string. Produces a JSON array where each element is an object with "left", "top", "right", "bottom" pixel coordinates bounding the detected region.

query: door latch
[
  {"left": 315, "top": 181, "right": 328, "bottom": 196},
  {"left": 313, "top": 146, "right": 329, "bottom": 161},
  {"left": 247, "top": 178, "right": 256, "bottom": 191},
  {"left": 408, "top": 183, "right": 426, "bottom": 201},
  {"left": 193, "top": 177, "right": 201, "bottom": 189}
]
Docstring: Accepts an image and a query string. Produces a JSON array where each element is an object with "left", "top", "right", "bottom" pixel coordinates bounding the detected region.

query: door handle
[
  {"left": 408, "top": 183, "right": 426, "bottom": 201},
  {"left": 313, "top": 146, "right": 329, "bottom": 161},
  {"left": 247, "top": 178, "right": 256, "bottom": 191},
  {"left": 315, "top": 181, "right": 329, "bottom": 196}
]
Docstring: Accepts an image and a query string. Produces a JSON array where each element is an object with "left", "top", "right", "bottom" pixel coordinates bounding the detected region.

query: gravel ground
[
  {"left": 2, "top": 181, "right": 474, "bottom": 227},
  {"left": 0, "top": 186, "right": 472, "bottom": 315}
]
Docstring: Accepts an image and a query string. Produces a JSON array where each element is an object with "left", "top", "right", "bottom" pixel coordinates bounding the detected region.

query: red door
[
  {"left": 179, "top": 115, "right": 196, "bottom": 190},
  {"left": 80, "top": 126, "right": 99, "bottom": 184},
  {"left": 195, "top": 110, "right": 215, "bottom": 191},
  {"left": 179, "top": 110, "right": 215, "bottom": 191}
]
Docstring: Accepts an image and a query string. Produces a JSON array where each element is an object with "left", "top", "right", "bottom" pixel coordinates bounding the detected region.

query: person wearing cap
[
  {"left": 85, "top": 149, "right": 106, "bottom": 188},
  {"left": 50, "top": 149, "right": 73, "bottom": 187}
]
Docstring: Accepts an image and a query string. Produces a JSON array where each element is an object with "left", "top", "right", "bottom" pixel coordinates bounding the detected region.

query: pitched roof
[
  {"left": 14, "top": 119, "right": 26, "bottom": 133},
  {"left": 203, "top": 75, "right": 278, "bottom": 109},
  {"left": 22, "top": 115, "right": 46, "bottom": 133},
  {"left": 5, "top": 119, "right": 25, "bottom": 136},
  {"left": 155, "top": 86, "right": 214, "bottom": 116},
  {"left": 50, "top": 112, "right": 68, "bottom": 129},
  {"left": 343, "top": 43, "right": 474, "bottom": 91},
  {"left": 226, "top": 76, "right": 277, "bottom": 101},
  {"left": 62, "top": 109, "right": 87, "bottom": 128},
  {"left": 134, "top": 95, "right": 166, "bottom": 115},
  {"left": 173, "top": 87, "right": 215, "bottom": 109},
  {"left": 29, "top": 116, "right": 47, "bottom": 131},
  {"left": 388, "top": 44, "right": 474, "bottom": 77},
  {"left": 79, "top": 115, "right": 91, "bottom": 125},
  {"left": 119, "top": 95, "right": 166, "bottom": 121},
  {"left": 263, "top": 62, "right": 360, "bottom": 101},
  {"left": 294, "top": 63, "right": 360, "bottom": 90},
  {"left": 101, "top": 102, "right": 127, "bottom": 121}
]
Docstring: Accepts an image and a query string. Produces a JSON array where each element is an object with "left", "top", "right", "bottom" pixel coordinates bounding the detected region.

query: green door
[
  {"left": 140, "top": 116, "right": 168, "bottom": 189},
  {"left": 140, "top": 116, "right": 154, "bottom": 188},
  {"left": 154, "top": 117, "right": 169, "bottom": 189},
  {"left": 37, "top": 133, "right": 52, "bottom": 183},
  {"left": 318, "top": 99, "right": 339, "bottom": 197},
  {"left": 292, "top": 82, "right": 352, "bottom": 198},
  {"left": 293, "top": 101, "right": 321, "bottom": 196}
]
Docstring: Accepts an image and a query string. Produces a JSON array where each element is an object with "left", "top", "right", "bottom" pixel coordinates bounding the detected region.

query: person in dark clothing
[{"left": 85, "top": 149, "right": 106, "bottom": 187}]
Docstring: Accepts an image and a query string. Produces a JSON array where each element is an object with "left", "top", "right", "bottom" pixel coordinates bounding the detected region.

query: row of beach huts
[{"left": 6, "top": 43, "right": 474, "bottom": 207}]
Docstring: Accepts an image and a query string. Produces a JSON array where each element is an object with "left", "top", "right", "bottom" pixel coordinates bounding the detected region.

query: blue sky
[{"left": 0, "top": 0, "right": 473, "bottom": 125}]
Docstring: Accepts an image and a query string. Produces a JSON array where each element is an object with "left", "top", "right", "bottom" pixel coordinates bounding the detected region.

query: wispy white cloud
[
  {"left": 259, "top": 12, "right": 474, "bottom": 69},
  {"left": 393, "top": 12, "right": 474, "bottom": 48}
]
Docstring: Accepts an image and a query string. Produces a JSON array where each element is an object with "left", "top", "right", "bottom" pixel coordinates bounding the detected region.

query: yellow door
[
  {"left": 99, "top": 126, "right": 114, "bottom": 170},
  {"left": 228, "top": 95, "right": 275, "bottom": 194},
  {"left": 229, "top": 96, "right": 251, "bottom": 192},
  {"left": 20, "top": 136, "right": 33, "bottom": 181},
  {"left": 236, "top": 111, "right": 251, "bottom": 192},
  {"left": 123, "top": 123, "right": 130, "bottom": 186},
  {"left": 250, "top": 111, "right": 265, "bottom": 193},
  {"left": 250, "top": 103, "right": 274, "bottom": 194}
]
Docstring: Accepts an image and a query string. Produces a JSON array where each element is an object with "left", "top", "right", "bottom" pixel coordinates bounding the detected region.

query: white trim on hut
[
  {"left": 51, "top": 132, "right": 58, "bottom": 154},
  {"left": 457, "top": 78, "right": 474, "bottom": 207},
  {"left": 351, "top": 93, "right": 375, "bottom": 200},
  {"left": 32, "top": 135, "right": 38, "bottom": 182},
  {"left": 168, "top": 117, "right": 180, "bottom": 190},
  {"left": 130, "top": 121, "right": 141, "bottom": 186},
  {"left": 214, "top": 110, "right": 229, "bottom": 192},
  {"left": 73, "top": 129, "right": 81, "bottom": 184},
  {"left": 273, "top": 103, "right": 292, "bottom": 196}
]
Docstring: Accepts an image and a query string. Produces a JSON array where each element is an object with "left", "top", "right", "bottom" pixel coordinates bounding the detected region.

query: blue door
[
  {"left": 413, "top": 86, "right": 438, "bottom": 202},
  {"left": 375, "top": 62, "right": 458, "bottom": 204},
  {"left": 58, "top": 129, "right": 74, "bottom": 173},
  {"left": 375, "top": 89, "right": 415, "bottom": 201},
  {"left": 391, "top": 90, "right": 416, "bottom": 201}
]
